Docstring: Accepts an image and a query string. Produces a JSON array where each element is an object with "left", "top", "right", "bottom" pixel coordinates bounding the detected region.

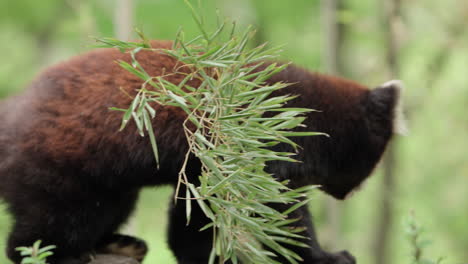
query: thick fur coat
[{"left": 0, "top": 41, "right": 402, "bottom": 264}]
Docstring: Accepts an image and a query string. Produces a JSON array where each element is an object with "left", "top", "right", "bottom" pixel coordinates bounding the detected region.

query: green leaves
[
  {"left": 92, "top": 37, "right": 150, "bottom": 52},
  {"left": 404, "top": 212, "right": 446, "bottom": 264},
  {"left": 16, "top": 240, "right": 56, "bottom": 264},
  {"left": 97, "top": 4, "right": 323, "bottom": 263}
]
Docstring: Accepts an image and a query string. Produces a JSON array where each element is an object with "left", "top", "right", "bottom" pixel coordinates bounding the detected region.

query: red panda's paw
[
  {"left": 319, "top": 250, "right": 356, "bottom": 264},
  {"left": 87, "top": 254, "right": 139, "bottom": 264},
  {"left": 57, "top": 255, "right": 91, "bottom": 264},
  {"left": 96, "top": 234, "right": 148, "bottom": 263}
]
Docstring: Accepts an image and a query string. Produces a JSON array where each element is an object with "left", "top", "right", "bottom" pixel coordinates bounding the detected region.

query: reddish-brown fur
[{"left": 0, "top": 41, "right": 399, "bottom": 264}]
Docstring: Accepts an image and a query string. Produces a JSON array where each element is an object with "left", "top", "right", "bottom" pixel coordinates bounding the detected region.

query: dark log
[{"left": 88, "top": 254, "right": 138, "bottom": 264}]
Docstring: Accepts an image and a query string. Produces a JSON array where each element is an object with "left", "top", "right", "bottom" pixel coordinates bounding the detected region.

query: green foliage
[
  {"left": 16, "top": 240, "right": 55, "bottom": 264},
  {"left": 97, "top": 3, "right": 323, "bottom": 263},
  {"left": 404, "top": 212, "right": 445, "bottom": 264}
]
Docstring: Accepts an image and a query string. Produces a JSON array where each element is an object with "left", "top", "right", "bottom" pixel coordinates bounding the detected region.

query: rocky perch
[{"left": 89, "top": 254, "right": 139, "bottom": 264}]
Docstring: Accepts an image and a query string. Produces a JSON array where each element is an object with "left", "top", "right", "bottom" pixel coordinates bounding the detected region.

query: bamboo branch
[
  {"left": 416, "top": 2, "right": 468, "bottom": 90},
  {"left": 403, "top": 5, "right": 468, "bottom": 126},
  {"left": 422, "top": 6, "right": 468, "bottom": 92},
  {"left": 115, "top": 0, "right": 134, "bottom": 40}
]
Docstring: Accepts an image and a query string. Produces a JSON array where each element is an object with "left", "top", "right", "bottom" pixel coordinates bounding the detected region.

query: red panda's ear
[{"left": 369, "top": 80, "right": 408, "bottom": 136}]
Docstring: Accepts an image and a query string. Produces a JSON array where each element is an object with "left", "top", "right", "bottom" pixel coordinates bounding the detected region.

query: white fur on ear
[{"left": 381, "top": 80, "right": 408, "bottom": 135}]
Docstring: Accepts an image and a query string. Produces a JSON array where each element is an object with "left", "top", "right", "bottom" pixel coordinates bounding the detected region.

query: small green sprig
[
  {"left": 16, "top": 240, "right": 56, "bottom": 264},
  {"left": 404, "top": 212, "right": 445, "bottom": 264}
]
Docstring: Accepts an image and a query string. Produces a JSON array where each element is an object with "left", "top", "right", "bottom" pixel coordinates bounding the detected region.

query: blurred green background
[{"left": 0, "top": 0, "right": 467, "bottom": 263}]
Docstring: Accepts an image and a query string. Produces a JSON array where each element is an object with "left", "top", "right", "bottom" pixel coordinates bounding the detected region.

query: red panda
[{"left": 0, "top": 40, "right": 404, "bottom": 264}]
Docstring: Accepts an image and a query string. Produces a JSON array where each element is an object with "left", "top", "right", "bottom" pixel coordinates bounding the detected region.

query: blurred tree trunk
[
  {"left": 114, "top": 0, "right": 137, "bottom": 236},
  {"left": 320, "top": 0, "right": 348, "bottom": 250},
  {"left": 115, "top": 0, "right": 134, "bottom": 41},
  {"left": 220, "top": 0, "right": 261, "bottom": 42},
  {"left": 322, "top": 0, "right": 348, "bottom": 75},
  {"left": 373, "top": 0, "right": 402, "bottom": 263},
  {"left": 67, "top": 0, "right": 97, "bottom": 40},
  {"left": 36, "top": 2, "right": 70, "bottom": 65}
]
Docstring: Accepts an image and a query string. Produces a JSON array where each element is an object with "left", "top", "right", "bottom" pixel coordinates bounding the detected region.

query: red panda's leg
[
  {"left": 268, "top": 202, "right": 356, "bottom": 264},
  {"left": 167, "top": 192, "right": 355, "bottom": 264},
  {"left": 5, "top": 188, "right": 140, "bottom": 264},
  {"left": 167, "top": 188, "right": 215, "bottom": 264},
  {"left": 6, "top": 215, "right": 93, "bottom": 264},
  {"left": 95, "top": 233, "right": 148, "bottom": 262}
]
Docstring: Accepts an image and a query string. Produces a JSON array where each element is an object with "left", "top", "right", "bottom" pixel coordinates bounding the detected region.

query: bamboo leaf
[
  {"left": 186, "top": 188, "right": 192, "bottom": 225},
  {"left": 143, "top": 110, "right": 159, "bottom": 167}
]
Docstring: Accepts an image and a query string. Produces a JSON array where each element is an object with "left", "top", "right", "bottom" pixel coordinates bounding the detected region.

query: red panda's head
[
  {"left": 266, "top": 67, "right": 406, "bottom": 200},
  {"left": 302, "top": 77, "right": 406, "bottom": 199}
]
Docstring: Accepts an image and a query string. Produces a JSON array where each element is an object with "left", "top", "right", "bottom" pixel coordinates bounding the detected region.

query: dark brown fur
[{"left": 0, "top": 41, "right": 399, "bottom": 264}]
